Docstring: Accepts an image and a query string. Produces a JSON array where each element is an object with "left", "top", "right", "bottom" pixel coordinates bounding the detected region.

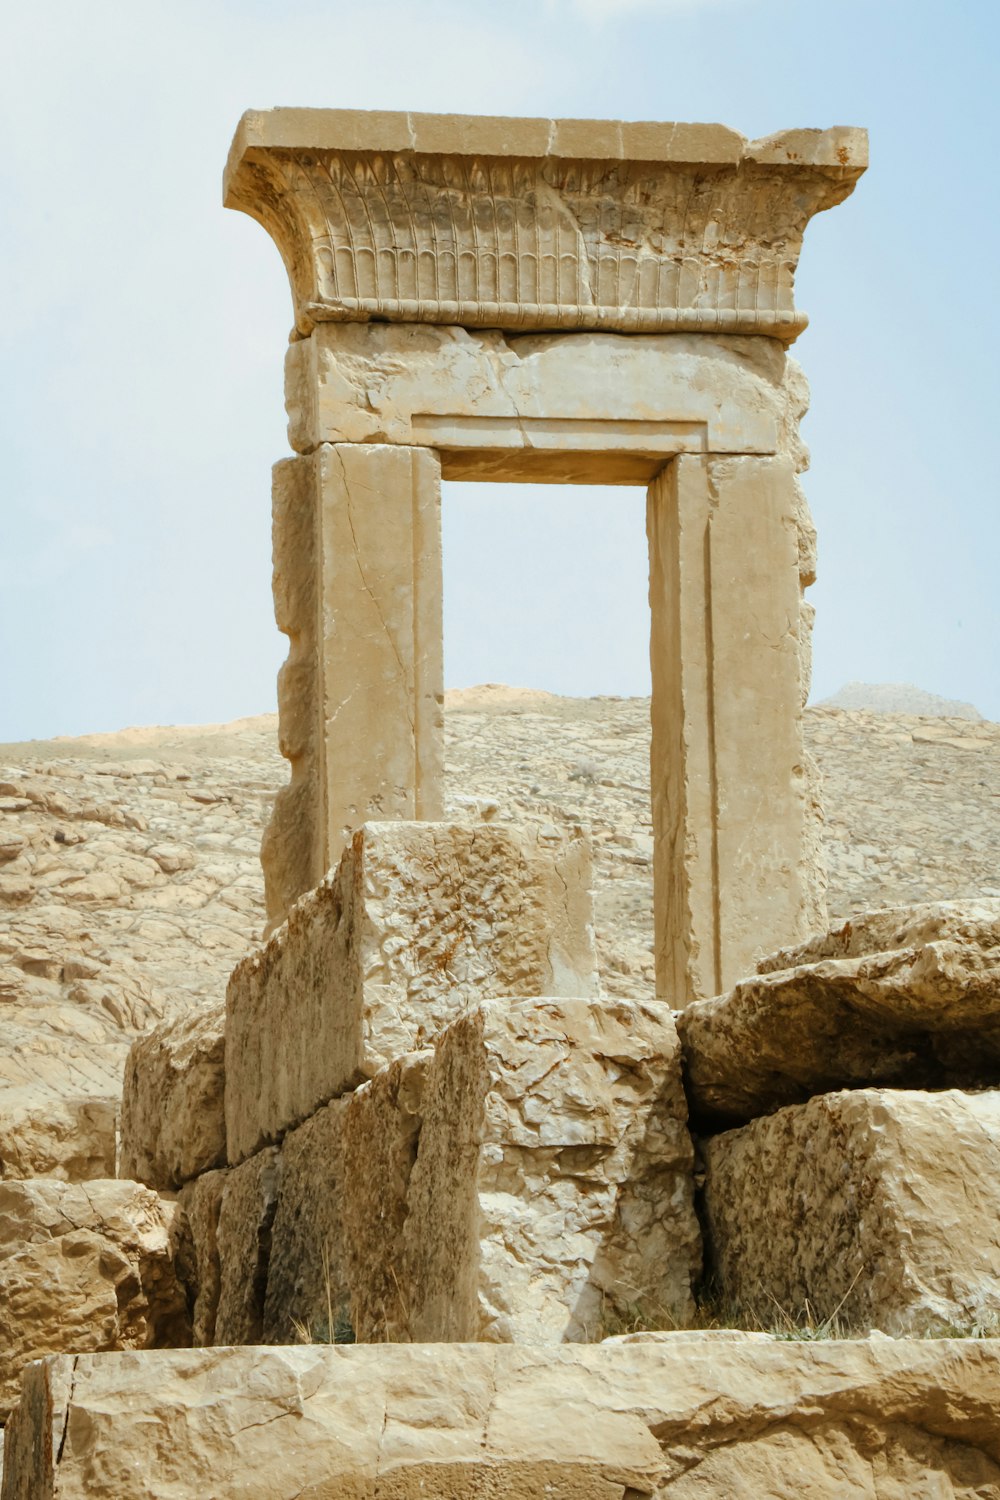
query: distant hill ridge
[{"left": 816, "top": 682, "right": 983, "bottom": 720}]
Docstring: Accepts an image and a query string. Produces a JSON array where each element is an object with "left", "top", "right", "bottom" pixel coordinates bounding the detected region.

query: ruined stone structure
[
  {"left": 10, "top": 111, "right": 1000, "bottom": 1498},
  {"left": 223, "top": 109, "right": 868, "bottom": 1000}
]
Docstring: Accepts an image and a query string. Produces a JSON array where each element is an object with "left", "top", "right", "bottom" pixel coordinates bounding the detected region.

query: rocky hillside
[{"left": 0, "top": 692, "right": 997, "bottom": 1174}]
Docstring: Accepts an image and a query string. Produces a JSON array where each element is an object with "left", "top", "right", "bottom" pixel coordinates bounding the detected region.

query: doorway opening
[{"left": 441, "top": 479, "right": 655, "bottom": 997}]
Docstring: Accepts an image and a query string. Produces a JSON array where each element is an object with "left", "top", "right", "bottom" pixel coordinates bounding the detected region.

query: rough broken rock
[
  {"left": 702, "top": 1087, "right": 1000, "bottom": 1335},
  {"left": 227, "top": 999, "right": 696, "bottom": 1348},
  {"left": 0, "top": 1090, "right": 116, "bottom": 1181},
  {"left": 224, "top": 820, "right": 597, "bottom": 1163},
  {"left": 679, "top": 901, "right": 1000, "bottom": 1125},
  {"left": 119, "top": 999, "right": 226, "bottom": 1190},
  {"left": 6, "top": 1336, "right": 1000, "bottom": 1498},
  {"left": 0, "top": 1178, "right": 189, "bottom": 1418}
]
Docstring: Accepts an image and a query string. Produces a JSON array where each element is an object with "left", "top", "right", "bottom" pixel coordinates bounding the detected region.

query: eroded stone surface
[
  {"left": 286, "top": 325, "right": 789, "bottom": 465},
  {"left": 261, "top": 1094, "right": 350, "bottom": 1345},
  {"left": 0, "top": 1178, "right": 188, "bottom": 1418},
  {"left": 703, "top": 1088, "right": 1000, "bottom": 1335},
  {"left": 758, "top": 896, "right": 1000, "bottom": 972},
  {"left": 6, "top": 1336, "right": 1000, "bottom": 1498},
  {"left": 120, "top": 1000, "right": 226, "bottom": 1190},
  {"left": 225, "top": 820, "right": 597, "bottom": 1163},
  {"left": 680, "top": 912, "right": 1000, "bottom": 1125}
]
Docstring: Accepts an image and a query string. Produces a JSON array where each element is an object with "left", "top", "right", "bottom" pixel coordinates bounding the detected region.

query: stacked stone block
[
  {"left": 119, "top": 820, "right": 701, "bottom": 1348},
  {"left": 680, "top": 898, "right": 1000, "bottom": 1333}
]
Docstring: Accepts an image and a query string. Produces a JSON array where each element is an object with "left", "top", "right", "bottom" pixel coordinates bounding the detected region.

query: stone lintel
[
  {"left": 223, "top": 109, "right": 867, "bottom": 341},
  {"left": 284, "top": 325, "right": 787, "bottom": 468}
]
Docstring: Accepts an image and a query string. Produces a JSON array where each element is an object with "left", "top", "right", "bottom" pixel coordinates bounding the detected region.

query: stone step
[{"left": 5, "top": 1336, "right": 1000, "bottom": 1497}]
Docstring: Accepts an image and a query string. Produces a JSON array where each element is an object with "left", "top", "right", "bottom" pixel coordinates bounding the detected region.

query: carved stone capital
[{"left": 224, "top": 109, "right": 866, "bottom": 343}]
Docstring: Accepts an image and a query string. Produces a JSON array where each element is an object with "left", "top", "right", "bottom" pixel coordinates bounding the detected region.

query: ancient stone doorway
[{"left": 224, "top": 108, "right": 866, "bottom": 1002}]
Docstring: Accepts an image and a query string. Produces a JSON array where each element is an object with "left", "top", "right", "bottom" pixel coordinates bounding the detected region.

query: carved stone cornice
[{"left": 224, "top": 110, "right": 866, "bottom": 343}]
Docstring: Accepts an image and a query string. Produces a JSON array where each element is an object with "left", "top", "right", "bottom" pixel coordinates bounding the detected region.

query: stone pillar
[
  {"left": 648, "top": 453, "right": 814, "bottom": 1002},
  {"left": 263, "top": 441, "right": 443, "bottom": 927}
]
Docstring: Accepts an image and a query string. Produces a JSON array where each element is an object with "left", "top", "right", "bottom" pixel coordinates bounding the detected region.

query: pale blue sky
[{"left": 1, "top": 0, "right": 997, "bottom": 738}]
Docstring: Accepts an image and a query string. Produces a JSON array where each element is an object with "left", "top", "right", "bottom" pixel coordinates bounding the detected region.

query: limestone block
[
  {"left": 395, "top": 997, "right": 698, "bottom": 1343},
  {"left": 262, "top": 442, "right": 445, "bottom": 929},
  {"left": 0, "top": 1178, "right": 189, "bottom": 1418},
  {"left": 285, "top": 324, "right": 789, "bottom": 472},
  {"left": 7, "top": 1335, "right": 1000, "bottom": 1498},
  {"left": 703, "top": 1088, "right": 1000, "bottom": 1335},
  {"left": 0, "top": 1089, "right": 115, "bottom": 1181},
  {"left": 214, "top": 1146, "right": 281, "bottom": 1345},
  {"left": 119, "top": 999, "right": 226, "bottom": 1190},
  {"left": 225, "top": 820, "right": 598, "bottom": 1163},
  {"left": 175, "top": 1169, "right": 226, "bottom": 1347},
  {"left": 680, "top": 915, "right": 1000, "bottom": 1126}
]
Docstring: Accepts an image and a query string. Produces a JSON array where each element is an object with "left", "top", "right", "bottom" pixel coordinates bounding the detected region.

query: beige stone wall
[
  {"left": 402, "top": 998, "right": 698, "bottom": 1343},
  {"left": 178, "top": 997, "right": 698, "bottom": 1350}
]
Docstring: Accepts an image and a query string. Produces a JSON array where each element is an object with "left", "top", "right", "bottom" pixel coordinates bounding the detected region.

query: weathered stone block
[
  {"left": 394, "top": 997, "right": 698, "bottom": 1343},
  {"left": 647, "top": 453, "right": 822, "bottom": 1005},
  {"left": 119, "top": 1000, "right": 226, "bottom": 1190},
  {"left": 225, "top": 820, "right": 597, "bottom": 1163},
  {"left": 0, "top": 1179, "right": 189, "bottom": 1419},
  {"left": 680, "top": 909, "right": 1000, "bottom": 1126},
  {"left": 702, "top": 1087, "right": 1000, "bottom": 1334},
  {"left": 214, "top": 1147, "right": 280, "bottom": 1346},
  {"left": 262, "top": 1051, "right": 431, "bottom": 1346},
  {"left": 6, "top": 1336, "right": 1000, "bottom": 1498}
]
